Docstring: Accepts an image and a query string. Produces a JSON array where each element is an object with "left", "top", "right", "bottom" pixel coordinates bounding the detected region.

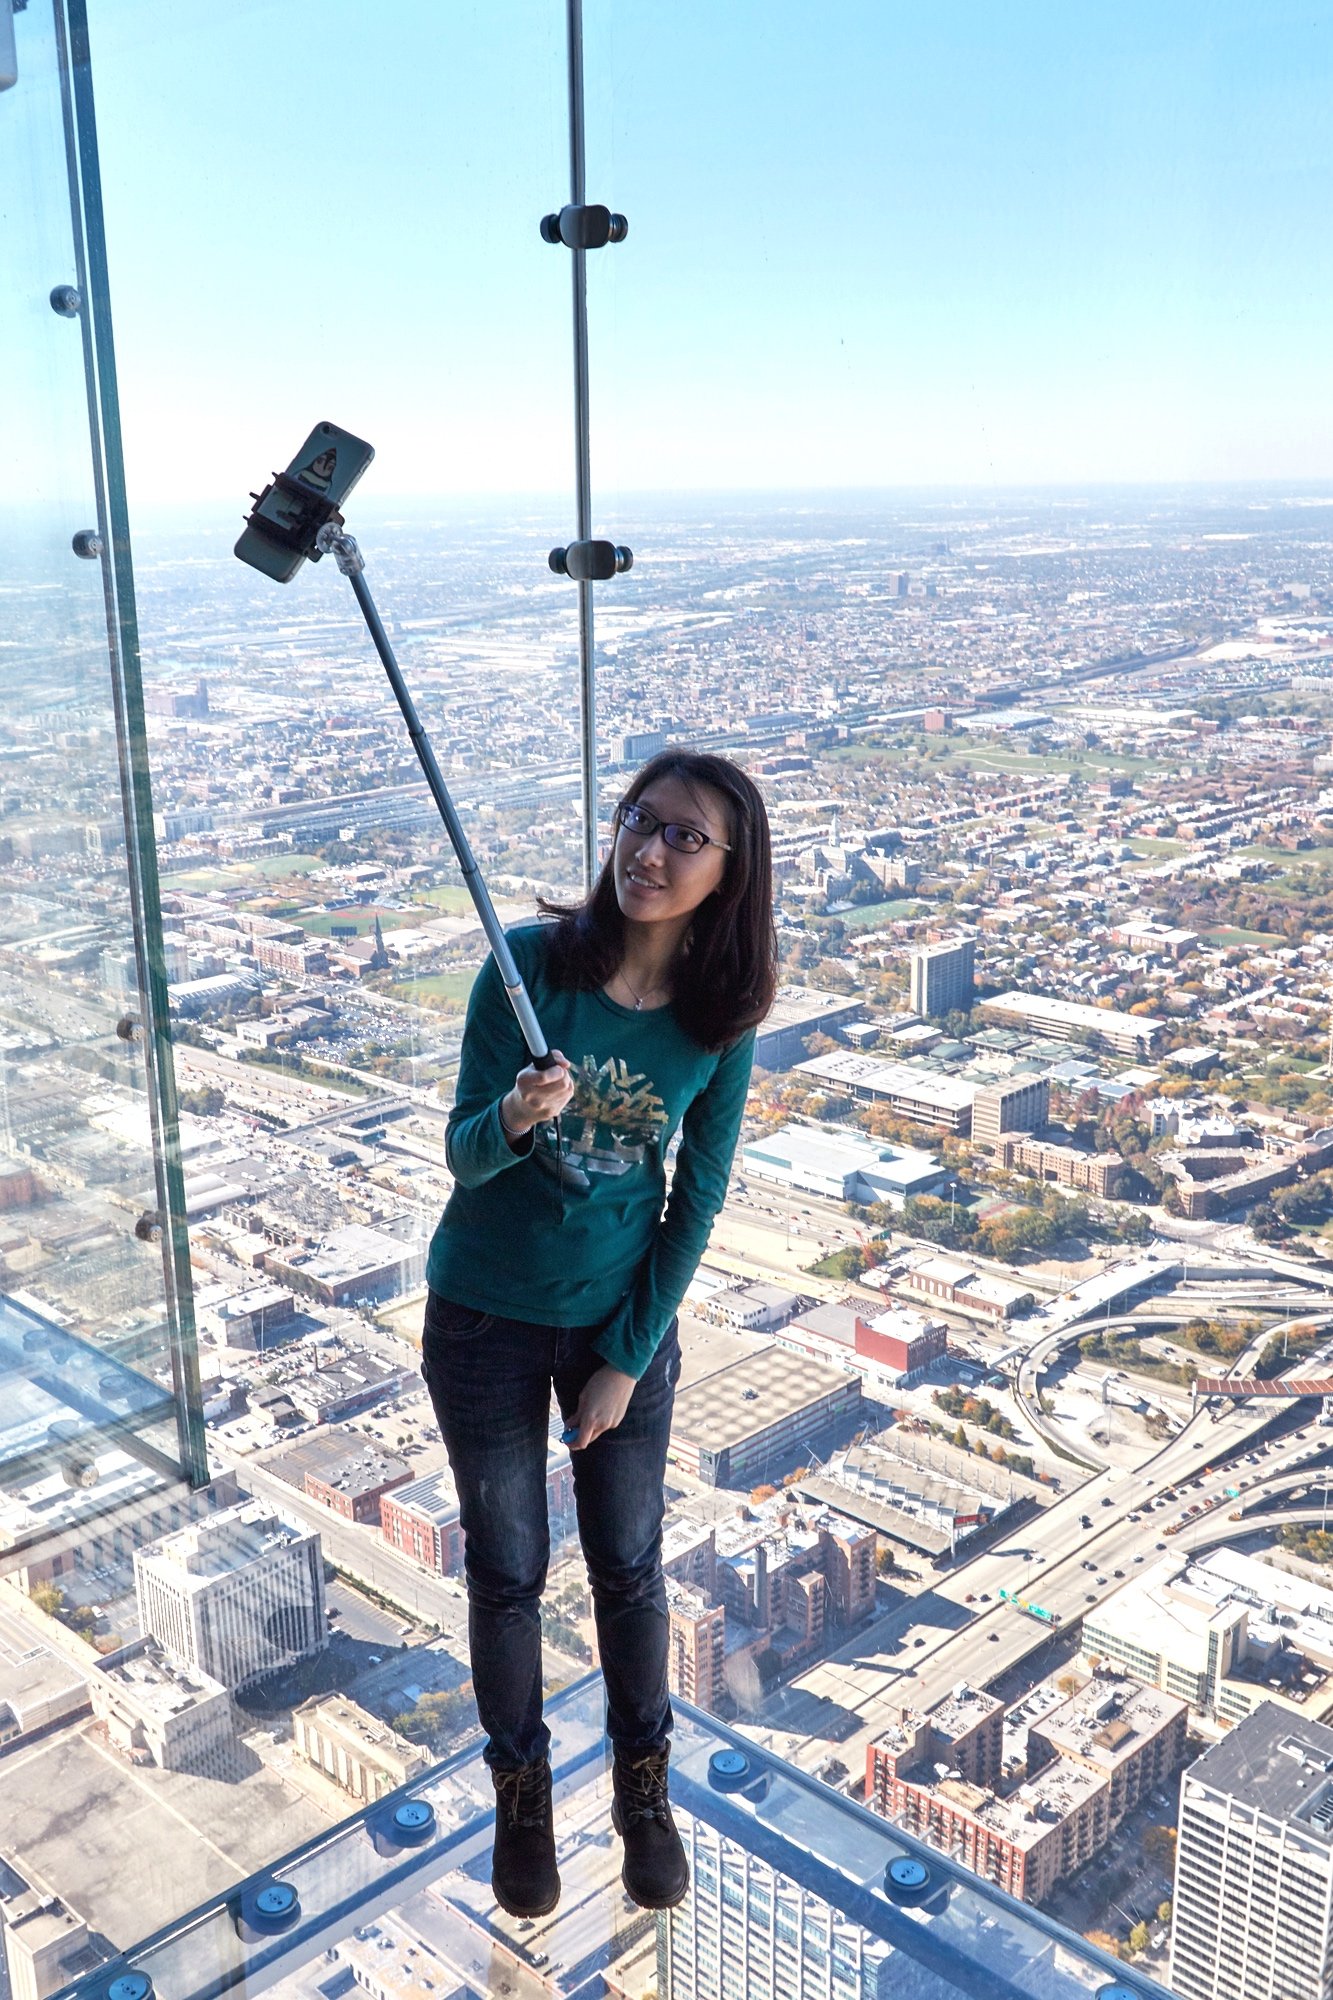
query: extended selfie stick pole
[{"left": 313, "top": 523, "right": 556, "bottom": 1071}]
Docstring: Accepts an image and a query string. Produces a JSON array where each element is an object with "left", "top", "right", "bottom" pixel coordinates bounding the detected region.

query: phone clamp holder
[{"left": 245, "top": 472, "right": 343, "bottom": 564}]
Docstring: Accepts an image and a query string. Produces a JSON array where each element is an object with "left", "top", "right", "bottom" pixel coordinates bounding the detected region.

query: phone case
[{"left": 235, "top": 421, "right": 375, "bottom": 582}]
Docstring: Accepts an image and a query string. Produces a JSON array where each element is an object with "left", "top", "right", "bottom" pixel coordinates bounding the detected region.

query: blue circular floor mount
[
  {"left": 107, "top": 1974, "right": 153, "bottom": 2000},
  {"left": 884, "top": 1854, "right": 934, "bottom": 1905},
  {"left": 392, "top": 1799, "right": 437, "bottom": 1846},
  {"left": 242, "top": 1881, "right": 302, "bottom": 1934}
]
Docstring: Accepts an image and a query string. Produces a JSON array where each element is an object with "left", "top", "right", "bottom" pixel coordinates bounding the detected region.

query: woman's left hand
[{"left": 566, "top": 1364, "right": 637, "bottom": 1449}]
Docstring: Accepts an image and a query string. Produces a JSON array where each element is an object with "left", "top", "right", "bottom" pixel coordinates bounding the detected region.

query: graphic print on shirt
[{"left": 535, "top": 1052, "right": 668, "bottom": 1193}]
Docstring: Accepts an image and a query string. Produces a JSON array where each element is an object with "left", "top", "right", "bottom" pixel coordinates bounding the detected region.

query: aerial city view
[
  {"left": 8, "top": 2, "right": 1333, "bottom": 1998},
  {"left": 8, "top": 483, "right": 1333, "bottom": 1998}
]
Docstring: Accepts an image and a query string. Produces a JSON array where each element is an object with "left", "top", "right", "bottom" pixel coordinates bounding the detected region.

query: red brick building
[
  {"left": 853, "top": 1310, "right": 948, "bottom": 1383},
  {"left": 304, "top": 1449, "right": 412, "bottom": 1524}
]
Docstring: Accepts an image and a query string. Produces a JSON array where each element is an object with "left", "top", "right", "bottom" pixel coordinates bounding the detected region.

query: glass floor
[
  {"left": 0, "top": 1292, "right": 187, "bottom": 1564},
  {"left": 47, "top": 1675, "right": 1170, "bottom": 2000}
]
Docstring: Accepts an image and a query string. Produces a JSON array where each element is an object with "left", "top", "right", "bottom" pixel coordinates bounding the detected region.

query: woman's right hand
[{"left": 501, "top": 1050, "right": 574, "bottom": 1135}]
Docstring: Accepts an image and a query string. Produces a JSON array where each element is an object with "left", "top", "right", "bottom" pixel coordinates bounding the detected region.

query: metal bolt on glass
[
  {"left": 49, "top": 282, "right": 81, "bottom": 314},
  {"left": 71, "top": 527, "right": 103, "bottom": 558}
]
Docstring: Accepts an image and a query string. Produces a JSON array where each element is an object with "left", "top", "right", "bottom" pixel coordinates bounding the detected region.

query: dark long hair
[{"left": 538, "top": 750, "right": 777, "bottom": 1051}]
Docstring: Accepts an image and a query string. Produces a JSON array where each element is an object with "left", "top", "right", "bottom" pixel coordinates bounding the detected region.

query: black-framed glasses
[{"left": 614, "top": 801, "right": 732, "bottom": 855}]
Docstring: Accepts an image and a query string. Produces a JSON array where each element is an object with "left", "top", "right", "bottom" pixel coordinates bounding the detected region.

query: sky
[{"left": 51, "top": 2, "right": 1333, "bottom": 509}]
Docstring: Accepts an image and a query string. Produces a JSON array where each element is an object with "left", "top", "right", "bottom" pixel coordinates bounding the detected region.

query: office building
[
  {"left": 1171, "top": 1702, "right": 1333, "bottom": 2000},
  {"left": 612, "top": 727, "right": 667, "bottom": 765},
  {"left": 979, "top": 991, "right": 1163, "bottom": 1055},
  {"left": 741, "top": 1122, "right": 945, "bottom": 1205},
  {"left": 998, "top": 1134, "right": 1127, "bottom": 1197},
  {"left": 303, "top": 1445, "right": 413, "bottom": 1524},
  {"left": 262, "top": 1221, "right": 427, "bottom": 1308},
  {"left": 380, "top": 1445, "right": 574, "bottom": 1576},
  {"left": 793, "top": 1051, "right": 976, "bottom": 1134},
  {"left": 0, "top": 1885, "right": 97, "bottom": 2000},
  {"left": 900, "top": 1254, "right": 1034, "bottom": 1321},
  {"left": 752, "top": 985, "right": 867, "bottom": 1070},
  {"left": 1083, "top": 1549, "right": 1333, "bottom": 1725},
  {"left": 89, "top": 1639, "right": 239, "bottom": 1778},
  {"left": 970, "top": 1075, "right": 1049, "bottom": 1151},
  {"left": 667, "top": 1346, "right": 862, "bottom": 1488},
  {"left": 134, "top": 1502, "right": 327, "bottom": 1693},
  {"left": 908, "top": 937, "right": 975, "bottom": 1018},
  {"left": 291, "top": 1694, "right": 427, "bottom": 1802},
  {"left": 660, "top": 1818, "right": 900, "bottom": 1999},
  {"left": 852, "top": 1307, "right": 949, "bottom": 1384}
]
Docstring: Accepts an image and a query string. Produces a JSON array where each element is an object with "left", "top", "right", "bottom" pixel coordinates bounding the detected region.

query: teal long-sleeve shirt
[{"left": 425, "top": 922, "right": 755, "bottom": 1379}]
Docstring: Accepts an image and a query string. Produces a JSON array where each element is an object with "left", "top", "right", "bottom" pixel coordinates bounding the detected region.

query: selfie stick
[
  {"left": 313, "top": 527, "right": 557, "bottom": 1069},
  {"left": 233, "top": 428, "right": 555, "bottom": 1072}
]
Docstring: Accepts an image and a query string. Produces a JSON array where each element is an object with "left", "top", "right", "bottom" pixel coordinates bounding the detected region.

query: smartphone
[{"left": 235, "top": 421, "right": 374, "bottom": 583}]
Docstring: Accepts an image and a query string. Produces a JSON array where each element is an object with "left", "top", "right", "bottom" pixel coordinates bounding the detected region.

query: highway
[{"left": 755, "top": 1348, "right": 1333, "bottom": 1784}]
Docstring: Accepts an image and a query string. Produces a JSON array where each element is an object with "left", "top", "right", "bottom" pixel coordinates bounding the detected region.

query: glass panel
[
  {"left": 0, "top": 0, "right": 202, "bottom": 1566},
  {"left": 55, "top": 1684, "right": 1159, "bottom": 2000}
]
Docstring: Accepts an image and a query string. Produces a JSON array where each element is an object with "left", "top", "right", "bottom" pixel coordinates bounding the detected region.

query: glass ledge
[
  {"left": 54, "top": 1676, "right": 1174, "bottom": 2000},
  {"left": 0, "top": 1292, "right": 185, "bottom": 1559}
]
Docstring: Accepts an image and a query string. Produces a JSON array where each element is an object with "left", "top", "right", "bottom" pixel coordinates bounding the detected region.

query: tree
[
  {"left": 1143, "top": 1824, "right": 1178, "bottom": 1870},
  {"left": 1157, "top": 1900, "right": 1173, "bottom": 1924},
  {"left": 1128, "top": 1922, "right": 1150, "bottom": 1956},
  {"left": 30, "top": 1583, "right": 63, "bottom": 1617},
  {"left": 391, "top": 1686, "right": 474, "bottom": 1753}
]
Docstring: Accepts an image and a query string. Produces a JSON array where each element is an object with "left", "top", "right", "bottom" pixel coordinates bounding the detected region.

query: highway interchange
[{"left": 721, "top": 1213, "right": 1333, "bottom": 1788}]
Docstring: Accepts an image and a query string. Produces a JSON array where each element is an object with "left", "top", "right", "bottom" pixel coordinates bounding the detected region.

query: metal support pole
[{"left": 566, "top": 0, "right": 597, "bottom": 892}]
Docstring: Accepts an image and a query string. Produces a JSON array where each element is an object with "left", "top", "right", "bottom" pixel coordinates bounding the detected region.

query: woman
[{"left": 420, "top": 749, "right": 775, "bottom": 1920}]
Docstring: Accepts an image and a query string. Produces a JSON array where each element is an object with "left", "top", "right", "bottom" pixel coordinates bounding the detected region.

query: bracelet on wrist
[{"left": 498, "top": 1098, "right": 525, "bottom": 1140}]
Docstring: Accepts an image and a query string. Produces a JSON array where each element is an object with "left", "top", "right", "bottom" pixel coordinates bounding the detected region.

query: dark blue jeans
[{"left": 421, "top": 1288, "right": 681, "bottom": 1772}]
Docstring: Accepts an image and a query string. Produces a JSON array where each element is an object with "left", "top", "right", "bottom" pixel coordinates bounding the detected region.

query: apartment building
[
  {"left": 970, "top": 1075, "right": 1050, "bottom": 1151},
  {"left": 909, "top": 938, "right": 976, "bottom": 1019},
  {"left": 660, "top": 1818, "right": 898, "bottom": 1999},
  {"left": 998, "top": 1134, "right": 1128, "bottom": 1197},
  {"left": 1171, "top": 1703, "right": 1333, "bottom": 2000},
  {"left": 665, "top": 1584, "right": 727, "bottom": 1713},
  {"left": 979, "top": 991, "right": 1163, "bottom": 1055}
]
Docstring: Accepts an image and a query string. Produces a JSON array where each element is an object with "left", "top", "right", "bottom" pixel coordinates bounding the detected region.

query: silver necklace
[{"left": 619, "top": 966, "right": 665, "bottom": 1011}]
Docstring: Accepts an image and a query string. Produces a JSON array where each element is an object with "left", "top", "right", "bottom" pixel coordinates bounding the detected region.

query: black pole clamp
[
  {"left": 549, "top": 541, "right": 633, "bottom": 582},
  {"left": 540, "top": 204, "right": 628, "bottom": 250}
]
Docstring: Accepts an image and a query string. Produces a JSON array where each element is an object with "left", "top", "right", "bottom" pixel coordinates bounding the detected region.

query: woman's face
[{"left": 612, "top": 773, "right": 731, "bottom": 929}]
